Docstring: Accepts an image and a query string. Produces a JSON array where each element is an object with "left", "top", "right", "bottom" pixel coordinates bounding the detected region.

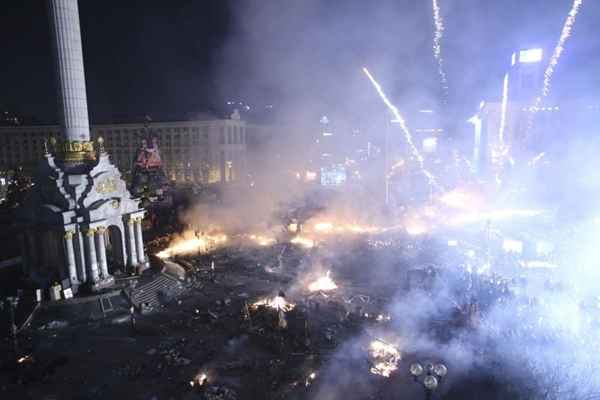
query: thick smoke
[{"left": 175, "top": 1, "right": 600, "bottom": 398}]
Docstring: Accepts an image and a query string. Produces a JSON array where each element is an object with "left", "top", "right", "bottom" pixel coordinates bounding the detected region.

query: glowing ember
[
  {"left": 369, "top": 340, "right": 401, "bottom": 378},
  {"left": 17, "top": 355, "right": 32, "bottom": 364},
  {"left": 310, "top": 219, "right": 387, "bottom": 236},
  {"left": 290, "top": 236, "right": 315, "bottom": 248},
  {"left": 248, "top": 234, "right": 276, "bottom": 246},
  {"left": 156, "top": 231, "right": 227, "bottom": 259},
  {"left": 308, "top": 270, "right": 338, "bottom": 292},
  {"left": 376, "top": 314, "right": 392, "bottom": 322},
  {"left": 253, "top": 295, "right": 295, "bottom": 312},
  {"left": 305, "top": 371, "right": 317, "bottom": 386},
  {"left": 314, "top": 222, "right": 334, "bottom": 233},
  {"left": 189, "top": 372, "right": 208, "bottom": 387}
]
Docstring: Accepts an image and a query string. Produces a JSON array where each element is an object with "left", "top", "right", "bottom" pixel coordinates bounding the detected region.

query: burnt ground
[{"left": 0, "top": 239, "right": 521, "bottom": 400}]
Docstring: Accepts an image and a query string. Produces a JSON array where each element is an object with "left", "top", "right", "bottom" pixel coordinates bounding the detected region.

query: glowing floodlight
[{"left": 519, "top": 48, "right": 543, "bottom": 63}]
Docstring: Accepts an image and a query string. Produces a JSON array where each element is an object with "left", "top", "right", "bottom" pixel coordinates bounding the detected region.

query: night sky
[{"left": 1, "top": 0, "right": 599, "bottom": 125}]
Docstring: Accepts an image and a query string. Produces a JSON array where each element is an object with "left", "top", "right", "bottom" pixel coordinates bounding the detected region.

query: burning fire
[
  {"left": 252, "top": 294, "right": 295, "bottom": 312},
  {"left": 369, "top": 339, "right": 402, "bottom": 378},
  {"left": 311, "top": 221, "right": 382, "bottom": 235},
  {"left": 314, "top": 222, "right": 334, "bottom": 233},
  {"left": 17, "top": 355, "right": 33, "bottom": 364},
  {"left": 305, "top": 371, "right": 317, "bottom": 386},
  {"left": 308, "top": 270, "right": 338, "bottom": 292},
  {"left": 248, "top": 234, "right": 276, "bottom": 247},
  {"left": 156, "top": 231, "right": 227, "bottom": 259},
  {"left": 189, "top": 372, "right": 208, "bottom": 387},
  {"left": 290, "top": 236, "right": 315, "bottom": 248}
]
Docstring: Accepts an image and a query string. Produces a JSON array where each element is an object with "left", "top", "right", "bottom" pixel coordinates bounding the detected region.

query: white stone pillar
[
  {"left": 134, "top": 218, "right": 146, "bottom": 265},
  {"left": 47, "top": 0, "right": 90, "bottom": 142},
  {"left": 84, "top": 228, "right": 100, "bottom": 282},
  {"left": 95, "top": 227, "right": 109, "bottom": 278},
  {"left": 64, "top": 230, "right": 78, "bottom": 284},
  {"left": 126, "top": 218, "right": 138, "bottom": 269},
  {"left": 76, "top": 230, "right": 87, "bottom": 282}
]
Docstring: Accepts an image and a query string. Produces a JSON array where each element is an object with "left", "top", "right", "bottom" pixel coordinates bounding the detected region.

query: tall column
[
  {"left": 75, "top": 230, "right": 87, "bottom": 282},
  {"left": 134, "top": 218, "right": 146, "bottom": 265},
  {"left": 95, "top": 227, "right": 109, "bottom": 278},
  {"left": 47, "top": 0, "right": 90, "bottom": 142},
  {"left": 126, "top": 218, "right": 138, "bottom": 269},
  {"left": 84, "top": 228, "right": 100, "bottom": 283},
  {"left": 64, "top": 230, "right": 78, "bottom": 284}
]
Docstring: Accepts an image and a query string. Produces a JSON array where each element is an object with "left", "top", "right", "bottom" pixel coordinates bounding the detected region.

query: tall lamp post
[{"left": 410, "top": 361, "right": 448, "bottom": 400}]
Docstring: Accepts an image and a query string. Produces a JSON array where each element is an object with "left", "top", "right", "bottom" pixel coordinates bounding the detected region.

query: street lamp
[{"left": 410, "top": 361, "right": 447, "bottom": 399}]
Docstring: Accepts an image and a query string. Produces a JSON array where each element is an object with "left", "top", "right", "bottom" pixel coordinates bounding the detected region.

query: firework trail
[
  {"left": 498, "top": 73, "right": 509, "bottom": 146},
  {"left": 543, "top": 0, "right": 583, "bottom": 97},
  {"left": 432, "top": 0, "right": 448, "bottom": 101},
  {"left": 362, "top": 67, "right": 440, "bottom": 189},
  {"left": 526, "top": 0, "right": 583, "bottom": 134}
]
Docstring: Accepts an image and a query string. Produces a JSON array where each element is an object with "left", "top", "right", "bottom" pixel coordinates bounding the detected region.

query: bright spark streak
[
  {"left": 499, "top": 73, "right": 509, "bottom": 146},
  {"left": 526, "top": 0, "right": 583, "bottom": 134},
  {"left": 543, "top": 0, "right": 583, "bottom": 98},
  {"left": 432, "top": 0, "right": 448, "bottom": 100},
  {"left": 362, "top": 67, "right": 439, "bottom": 189}
]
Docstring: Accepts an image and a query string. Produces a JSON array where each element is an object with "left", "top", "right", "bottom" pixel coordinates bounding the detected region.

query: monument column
[
  {"left": 134, "top": 217, "right": 146, "bottom": 266},
  {"left": 47, "top": 0, "right": 90, "bottom": 142},
  {"left": 64, "top": 230, "right": 78, "bottom": 284},
  {"left": 75, "top": 230, "right": 87, "bottom": 283},
  {"left": 84, "top": 228, "right": 100, "bottom": 283},
  {"left": 95, "top": 227, "right": 109, "bottom": 278},
  {"left": 126, "top": 218, "right": 138, "bottom": 269}
]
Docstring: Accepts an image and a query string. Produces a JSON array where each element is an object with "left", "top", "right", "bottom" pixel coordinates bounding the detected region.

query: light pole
[{"left": 410, "top": 361, "right": 448, "bottom": 400}]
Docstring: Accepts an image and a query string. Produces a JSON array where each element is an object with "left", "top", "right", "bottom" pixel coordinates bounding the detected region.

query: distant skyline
[{"left": 1, "top": 0, "right": 599, "bottom": 125}]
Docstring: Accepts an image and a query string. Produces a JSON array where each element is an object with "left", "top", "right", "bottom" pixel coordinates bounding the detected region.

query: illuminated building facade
[
  {"left": 0, "top": 117, "right": 247, "bottom": 185},
  {"left": 472, "top": 47, "right": 600, "bottom": 178}
]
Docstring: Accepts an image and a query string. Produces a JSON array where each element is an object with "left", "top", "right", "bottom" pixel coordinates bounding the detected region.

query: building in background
[
  {"left": 471, "top": 48, "right": 600, "bottom": 176},
  {"left": 0, "top": 115, "right": 248, "bottom": 185}
]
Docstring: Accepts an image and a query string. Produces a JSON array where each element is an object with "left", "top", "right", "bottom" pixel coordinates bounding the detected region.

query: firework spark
[
  {"left": 362, "top": 67, "right": 439, "bottom": 189},
  {"left": 498, "top": 73, "right": 509, "bottom": 146},
  {"left": 543, "top": 0, "right": 583, "bottom": 97},
  {"left": 526, "top": 0, "right": 583, "bottom": 134},
  {"left": 432, "top": 0, "right": 448, "bottom": 100}
]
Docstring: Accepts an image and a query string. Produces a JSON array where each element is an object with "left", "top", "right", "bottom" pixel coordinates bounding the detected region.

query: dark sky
[
  {"left": 1, "top": 0, "right": 599, "bottom": 124},
  {"left": 1, "top": 0, "right": 233, "bottom": 123}
]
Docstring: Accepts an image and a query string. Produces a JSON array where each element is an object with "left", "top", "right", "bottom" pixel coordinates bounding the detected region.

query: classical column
[
  {"left": 95, "top": 227, "right": 109, "bottom": 279},
  {"left": 134, "top": 217, "right": 146, "bottom": 265},
  {"left": 84, "top": 228, "right": 100, "bottom": 283},
  {"left": 64, "top": 230, "right": 78, "bottom": 284},
  {"left": 76, "top": 230, "right": 87, "bottom": 283},
  {"left": 126, "top": 218, "right": 138, "bottom": 269}
]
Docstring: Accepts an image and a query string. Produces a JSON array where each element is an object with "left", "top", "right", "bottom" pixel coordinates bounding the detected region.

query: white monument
[{"left": 18, "top": 0, "right": 148, "bottom": 293}]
